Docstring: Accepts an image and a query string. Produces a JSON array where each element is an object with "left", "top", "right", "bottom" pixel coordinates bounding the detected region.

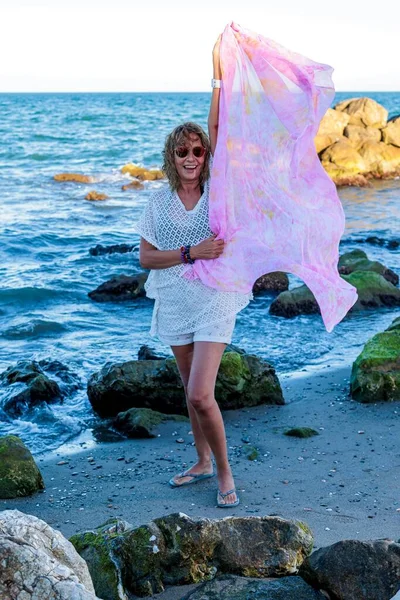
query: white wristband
[{"left": 211, "top": 78, "right": 221, "bottom": 89}]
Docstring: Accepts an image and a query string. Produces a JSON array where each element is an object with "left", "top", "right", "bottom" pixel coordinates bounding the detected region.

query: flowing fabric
[{"left": 184, "top": 22, "right": 358, "bottom": 333}]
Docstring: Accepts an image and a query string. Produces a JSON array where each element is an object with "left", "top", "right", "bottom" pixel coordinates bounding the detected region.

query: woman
[{"left": 137, "top": 37, "right": 252, "bottom": 508}]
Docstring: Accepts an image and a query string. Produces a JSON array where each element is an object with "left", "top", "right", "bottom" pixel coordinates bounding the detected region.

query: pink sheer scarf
[{"left": 184, "top": 22, "right": 358, "bottom": 333}]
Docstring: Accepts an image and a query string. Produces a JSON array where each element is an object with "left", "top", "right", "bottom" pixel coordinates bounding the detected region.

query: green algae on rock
[
  {"left": 0, "top": 435, "right": 44, "bottom": 499},
  {"left": 114, "top": 407, "right": 189, "bottom": 438},
  {"left": 87, "top": 351, "right": 284, "bottom": 418},
  {"left": 350, "top": 316, "right": 400, "bottom": 403},
  {"left": 338, "top": 249, "right": 398, "bottom": 285}
]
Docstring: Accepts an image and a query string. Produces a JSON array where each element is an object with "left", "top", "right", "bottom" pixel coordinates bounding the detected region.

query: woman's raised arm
[{"left": 208, "top": 35, "right": 222, "bottom": 156}]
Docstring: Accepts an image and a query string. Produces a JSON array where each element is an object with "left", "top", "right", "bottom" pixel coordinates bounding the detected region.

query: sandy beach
[{"left": 2, "top": 362, "right": 399, "bottom": 598}]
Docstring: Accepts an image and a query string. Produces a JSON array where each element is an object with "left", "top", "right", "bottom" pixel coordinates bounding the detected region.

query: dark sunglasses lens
[
  {"left": 175, "top": 147, "right": 189, "bottom": 158},
  {"left": 193, "top": 146, "right": 205, "bottom": 157}
]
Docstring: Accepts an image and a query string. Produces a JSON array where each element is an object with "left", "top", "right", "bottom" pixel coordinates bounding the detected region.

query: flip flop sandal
[
  {"left": 217, "top": 488, "right": 240, "bottom": 508},
  {"left": 169, "top": 469, "right": 215, "bottom": 488}
]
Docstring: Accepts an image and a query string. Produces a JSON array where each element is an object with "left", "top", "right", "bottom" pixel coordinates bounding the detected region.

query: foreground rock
[
  {"left": 88, "top": 272, "right": 148, "bottom": 302},
  {"left": 350, "top": 316, "right": 400, "bottom": 403},
  {"left": 0, "top": 435, "right": 44, "bottom": 498},
  {"left": 71, "top": 513, "right": 313, "bottom": 598},
  {"left": 183, "top": 574, "right": 325, "bottom": 599},
  {"left": 114, "top": 407, "right": 189, "bottom": 438},
  {"left": 85, "top": 190, "right": 109, "bottom": 201},
  {"left": 253, "top": 271, "right": 289, "bottom": 293},
  {"left": 0, "top": 509, "right": 99, "bottom": 599},
  {"left": 87, "top": 350, "right": 284, "bottom": 418},
  {"left": 338, "top": 249, "right": 398, "bottom": 285},
  {"left": 0, "top": 360, "right": 62, "bottom": 417},
  {"left": 316, "top": 97, "right": 400, "bottom": 185},
  {"left": 270, "top": 271, "right": 400, "bottom": 320},
  {"left": 54, "top": 173, "right": 95, "bottom": 183},
  {"left": 300, "top": 538, "right": 400, "bottom": 600}
]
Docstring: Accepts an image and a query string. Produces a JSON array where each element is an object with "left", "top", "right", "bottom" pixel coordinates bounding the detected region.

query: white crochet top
[{"left": 136, "top": 175, "right": 252, "bottom": 338}]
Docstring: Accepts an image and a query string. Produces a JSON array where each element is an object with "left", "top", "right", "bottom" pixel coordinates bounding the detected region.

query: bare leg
[
  {"left": 187, "top": 341, "right": 237, "bottom": 506},
  {"left": 170, "top": 343, "right": 213, "bottom": 485}
]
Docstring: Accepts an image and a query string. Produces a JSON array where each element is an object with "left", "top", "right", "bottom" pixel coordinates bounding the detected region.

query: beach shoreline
[{"left": 2, "top": 363, "right": 399, "bottom": 598}]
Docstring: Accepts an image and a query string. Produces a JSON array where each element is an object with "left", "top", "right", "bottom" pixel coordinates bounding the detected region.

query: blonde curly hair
[{"left": 162, "top": 122, "right": 211, "bottom": 192}]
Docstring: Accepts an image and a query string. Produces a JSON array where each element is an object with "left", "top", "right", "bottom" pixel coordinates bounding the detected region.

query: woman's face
[{"left": 174, "top": 133, "right": 206, "bottom": 186}]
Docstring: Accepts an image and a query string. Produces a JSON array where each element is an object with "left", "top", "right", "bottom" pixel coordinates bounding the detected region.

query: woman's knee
[{"left": 187, "top": 387, "right": 214, "bottom": 413}]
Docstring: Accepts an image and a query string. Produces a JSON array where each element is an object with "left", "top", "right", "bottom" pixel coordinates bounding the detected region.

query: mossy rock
[
  {"left": 88, "top": 351, "right": 284, "bottom": 418},
  {"left": 350, "top": 316, "right": 400, "bottom": 402},
  {"left": 284, "top": 428, "right": 319, "bottom": 438},
  {"left": 114, "top": 407, "right": 189, "bottom": 438},
  {"left": 244, "top": 445, "right": 260, "bottom": 460},
  {"left": 338, "top": 250, "right": 398, "bottom": 285},
  {"left": 0, "top": 435, "right": 44, "bottom": 498}
]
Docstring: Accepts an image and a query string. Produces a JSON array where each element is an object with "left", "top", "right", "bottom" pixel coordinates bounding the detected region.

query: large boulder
[
  {"left": 334, "top": 97, "right": 388, "bottom": 128},
  {"left": 87, "top": 351, "right": 284, "bottom": 418},
  {"left": 71, "top": 513, "right": 313, "bottom": 598},
  {"left": 300, "top": 538, "right": 400, "bottom": 600},
  {"left": 270, "top": 271, "right": 400, "bottom": 319},
  {"left": 88, "top": 272, "right": 148, "bottom": 302},
  {"left": 350, "top": 316, "right": 400, "bottom": 402},
  {"left": 183, "top": 574, "right": 325, "bottom": 599},
  {"left": 338, "top": 249, "right": 398, "bottom": 286},
  {"left": 0, "top": 360, "right": 62, "bottom": 417},
  {"left": 0, "top": 435, "right": 44, "bottom": 499},
  {"left": 253, "top": 272, "right": 289, "bottom": 293},
  {"left": 120, "top": 163, "right": 165, "bottom": 180},
  {"left": 343, "top": 124, "right": 381, "bottom": 149},
  {"left": 314, "top": 132, "right": 346, "bottom": 154},
  {"left": 0, "top": 509, "right": 99, "bottom": 599},
  {"left": 358, "top": 140, "right": 400, "bottom": 177},
  {"left": 317, "top": 107, "right": 350, "bottom": 136},
  {"left": 320, "top": 139, "right": 368, "bottom": 176},
  {"left": 382, "top": 115, "right": 400, "bottom": 147}
]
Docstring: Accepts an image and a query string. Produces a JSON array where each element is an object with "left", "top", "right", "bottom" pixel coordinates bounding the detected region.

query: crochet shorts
[{"left": 158, "top": 315, "right": 236, "bottom": 346}]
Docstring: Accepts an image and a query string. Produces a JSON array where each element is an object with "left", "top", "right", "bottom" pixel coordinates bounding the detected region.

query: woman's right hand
[{"left": 190, "top": 234, "right": 224, "bottom": 260}]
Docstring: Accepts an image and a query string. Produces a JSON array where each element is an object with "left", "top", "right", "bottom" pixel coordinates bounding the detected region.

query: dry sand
[{"left": 2, "top": 364, "right": 399, "bottom": 599}]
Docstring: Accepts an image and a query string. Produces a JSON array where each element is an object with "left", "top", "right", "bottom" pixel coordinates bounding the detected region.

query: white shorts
[{"left": 158, "top": 316, "right": 236, "bottom": 346}]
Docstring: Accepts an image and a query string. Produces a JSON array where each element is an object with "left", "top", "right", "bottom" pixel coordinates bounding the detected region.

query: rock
[
  {"left": 334, "top": 173, "right": 372, "bottom": 187},
  {"left": 0, "top": 509, "right": 99, "bottom": 599},
  {"left": 343, "top": 124, "right": 381, "bottom": 149},
  {"left": 70, "top": 518, "right": 132, "bottom": 600},
  {"left": 314, "top": 133, "right": 346, "bottom": 154},
  {"left": 253, "top": 272, "right": 289, "bottom": 293},
  {"left": 382, "top": 115, "right": 400, "bottom": 147},
  {"left": 0, "top": 360, "right": 62, "bottom": 417},
  {"left": 270, "top": 271, "right": 400, "bottom": 320},
  {"left": 87, "top": 351, "right": 284, "bottom": 418},
  {"left": 137, "top": 345, "right": 168, "bottom": 360},
  {"left": 317, "top": 107, "right": 350, "bottom": 136},
  {"left": 334, "top": 97, "right": 388, "bottom": 128},
  {"left": 350, "top": 316, "right": 400, "bottom": 403},
  {"left": 85, "top": 190, "right": 109, "bottom": 201},
  {"left": 122, "top": 179, "right": 145, "bottom": 190},
  {"left": 284, "top": 428, "right": 319, "bottom": 438},
  {"left": 300, "top": 538, "right": 400, "bottom": 600},
  {"left": 182, "top": 574, "right": 326, "bottom": 599},
  {"left": 54, "top": 173, "right": 95, "bottom": 183},
  {"left": 0, "top": 435, "right": 44, "bottom": 498},
  {"left": 89, "top": 243, "right": 136, "bottom": 256},
  {"left": 121, "top": 163, "right": 165, "bottom": 180},
  {"left": 72, "top": 513, "right": 313, "bottom": 598},
  {"left": 355, "top": 236, "right": 400, "bottom": 250},
  {"left": 114, "top": 407, "right": 189, "bottom": 438},
  {"left": 320, "top": 140, "right": 368, "bottom": 176},
  {"left": 88, "top": 272, "right": 148, "bottom": 302},
  {"left": 244, "top": 445, "right": 260, "bottom": 460},
  {"left": 338, "top": 249, "right": 399, "bottom": 286},
  {"left": 358, "top": 140, "right": 400, "bottom": 177}
]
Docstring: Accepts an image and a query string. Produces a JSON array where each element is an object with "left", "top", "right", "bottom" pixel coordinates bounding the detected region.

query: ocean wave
[
  {"left": 2, "top": 319, "right": 68, "bottom": 339},
  {"left": 0, "top": 287, "right": 76, "bottom": 305}
]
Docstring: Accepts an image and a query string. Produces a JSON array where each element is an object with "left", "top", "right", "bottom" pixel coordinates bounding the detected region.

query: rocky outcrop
[
  {"left": 88, "top": 272, "right": 148, "bottom": 302},
  {"left": 87, "top": 350, "right": 284, "bottom": 418},
  {"left": 338, "top": 249, "right": 398, "bottom": 285},
  {"left": 137, "top": 344, "right": 168, "bottom": 360},
  {"left": 300, "top": 538, "right": 400, "bottom": 600},
  {"left": 114, "top": 407, "right": 189, "bottom": 438},
  {"left": 122, "top": 179, "right": 145, "bottom": 190},
  {"left": 183, "top": 574, "right": 325, "bottom": 599},
  {"left": 54, "top": 173, "right": 95, "bottom": 183},
  {"left": 89, "top": 243, "right": 136, "bottom": 256},
  {"left": 0, "top": 360, "right": 62, "bottom": 417},
  {"left": 253, "top": 271, "right": 289, "bottom": 293},
  {"left": 0, "top": 435, "right": 44, "bottom": 499},
  {"left": 0, "top": 509, "right": 99, "bottom": 599},
  {"left": 350, "top": 315, "right": 400, "bottom": 403},
  {"left": 71, "top": 512, "right": 313, "bottom": 598},
  {"left": 355, "top": 235, "right": 399, "bottom": 250},
  {"left": 121, "top": 163, "right": 165, "bottom": 181},
  {"left": 85, "top": 191, "right": 109, "bottom": 201},
  {"left": 316, "top": 97, "right": 400, "bottom": 185}
]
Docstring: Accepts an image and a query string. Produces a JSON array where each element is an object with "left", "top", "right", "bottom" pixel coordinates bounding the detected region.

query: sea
[{"left": 0, "top": 91, "right": 399, "bottom": 455}]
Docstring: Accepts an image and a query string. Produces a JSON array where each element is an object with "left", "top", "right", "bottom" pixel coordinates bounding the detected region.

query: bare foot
[
  {"left": 217, "top": 469, "right": 238, "bottom": 505},
  {"left": 171, "top": 459, "right": 213, "bottom": 486}
]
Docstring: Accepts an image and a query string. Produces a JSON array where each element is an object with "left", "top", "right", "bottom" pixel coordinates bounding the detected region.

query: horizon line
[{"left": 0, "top": 90, "right": 399, "bottom": 94}]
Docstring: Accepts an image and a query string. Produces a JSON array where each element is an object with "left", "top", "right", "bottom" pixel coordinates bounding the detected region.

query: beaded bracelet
[{"left": 180, "top": 244, "right": 195, "bottom": 265}]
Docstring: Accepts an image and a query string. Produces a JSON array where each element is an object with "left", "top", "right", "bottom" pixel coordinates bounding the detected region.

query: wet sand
[{"left": 2, "top": 364, "right": 399, "bottom": 599}]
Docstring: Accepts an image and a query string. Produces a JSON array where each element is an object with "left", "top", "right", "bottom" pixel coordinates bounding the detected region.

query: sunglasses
[{"left": 175, "top": 146, "right": 206, "bottom": 159}]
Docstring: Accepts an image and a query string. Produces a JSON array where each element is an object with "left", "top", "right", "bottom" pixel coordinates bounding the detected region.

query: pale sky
[{"left": 1, "top": 0, "right": 398, "bottom": 92}]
